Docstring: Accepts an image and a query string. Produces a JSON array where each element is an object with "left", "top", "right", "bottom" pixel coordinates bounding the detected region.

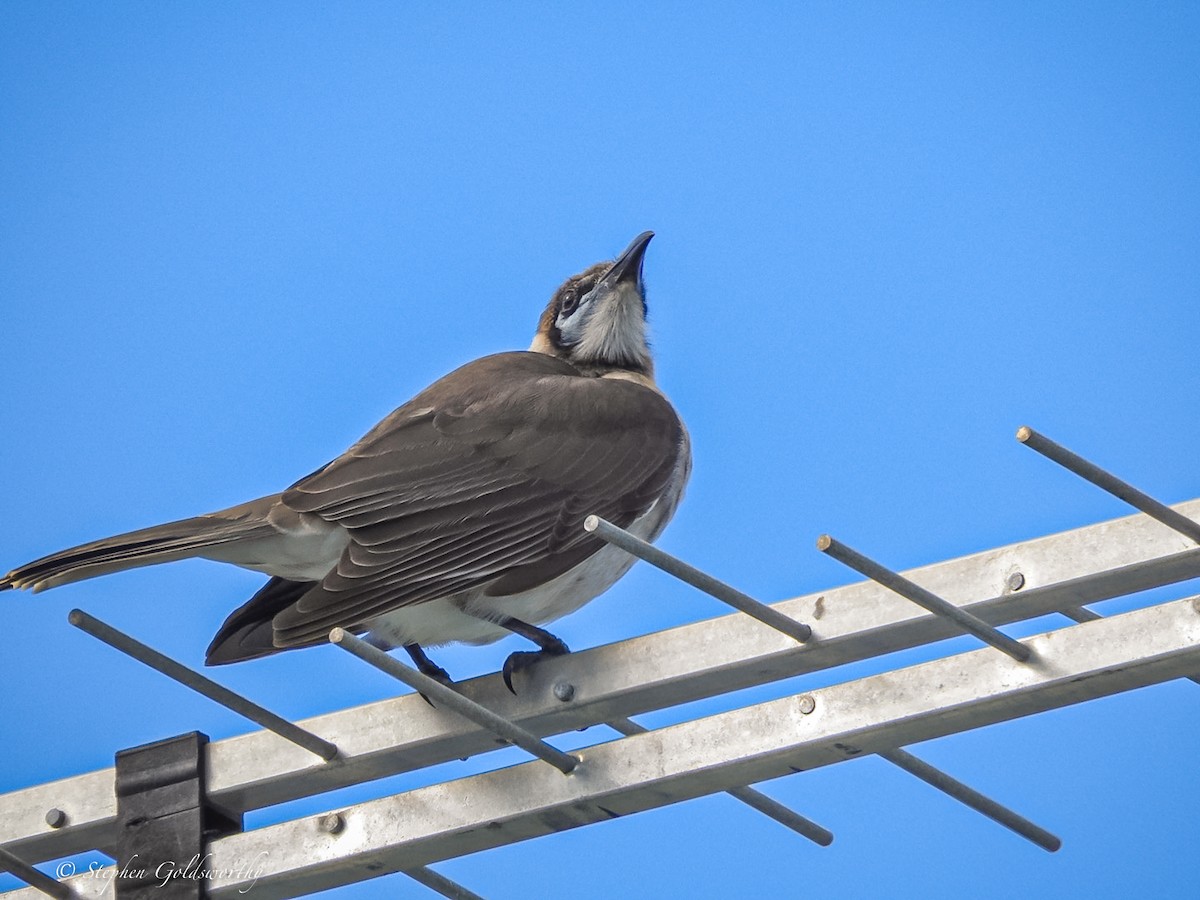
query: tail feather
[{"left": 2, "top": 498, "right": 279, "bottom": 593}]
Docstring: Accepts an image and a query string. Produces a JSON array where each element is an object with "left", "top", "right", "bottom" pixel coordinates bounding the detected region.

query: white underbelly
[{"left": 361, "top": 523, "right": 652, "bottom": 648}]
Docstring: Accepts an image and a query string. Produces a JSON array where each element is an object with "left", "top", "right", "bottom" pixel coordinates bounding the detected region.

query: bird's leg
[
  {"left": 402, "top": 642, "right": 454, "bottom": 708},
  {"left": 404, "top": 643, "right": 454, "bottom": 685},
  {"left": 493, "top": 616, "right": 570, "bottom": 694}
]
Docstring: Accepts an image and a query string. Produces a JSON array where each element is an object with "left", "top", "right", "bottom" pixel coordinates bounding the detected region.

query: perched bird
[{"left": 3, "top": 232, "right": 691, "bottom": 690}]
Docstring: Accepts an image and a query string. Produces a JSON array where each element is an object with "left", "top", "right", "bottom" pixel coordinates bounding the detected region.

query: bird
[{"left": 2, "top": 232, "right": 691, "bottom": 691}]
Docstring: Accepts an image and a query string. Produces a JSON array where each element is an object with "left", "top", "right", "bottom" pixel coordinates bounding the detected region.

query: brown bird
[{"left": 2, "top": 232, "right": 691, "bottom": 690}]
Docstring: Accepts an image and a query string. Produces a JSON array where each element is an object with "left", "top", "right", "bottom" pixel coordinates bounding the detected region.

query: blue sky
[{"left": 3, "top": 3, "right": 1199, "bottom": 897}]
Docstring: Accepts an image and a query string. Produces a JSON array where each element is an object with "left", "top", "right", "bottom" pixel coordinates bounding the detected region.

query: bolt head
[
  {"left": 45, "top": 808, "right": 67, "bottom": 829},
  {"left": 318, "top": 813, "right": 345, "bottom": 834},
  {"left": 553, "top": 682, "right": 576, "bottom": 702},
  {"left": 798, "top": 695, "right": 816, "bottom": 715},
  {"left": 1007, "top": 572, "right": 1026, "bottom": 592}
]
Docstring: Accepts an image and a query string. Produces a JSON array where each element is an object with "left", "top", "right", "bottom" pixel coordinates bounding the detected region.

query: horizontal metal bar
[
  {"left": 1060, "top": 605, "right": 1200, "bottom": 687},
  {"left": 584, "top": 515, "right": 811, "bottom": 642},
  {"left": 817, "top": 536, "right": 1031, "bottom": 661},
  {"left": 1017, "top": 426, "right": 1200, "bottom": 544},
  {"left": 329, "top": 629, "right": 578, "bottom": 775},
  {"left": 606, "top": 716, "right": 833, "bottom": 846},
  {"left": 403, "top": 866, "right": 485, "bottom": 900},
  {"left": 20, "top": 593, "right": 1198, "bottom": 900},
  {"left": 7, "top": 499, "right": 1200, "bottom": 866},
  {"left": 877, "top": 748, "right": 1060, "bottom": 852},
  {"left": 0, "top": 848, "right": 71, "bottom": 900},
  {"left": 68, "top": 610, "right": 338, "bottom": 761}
]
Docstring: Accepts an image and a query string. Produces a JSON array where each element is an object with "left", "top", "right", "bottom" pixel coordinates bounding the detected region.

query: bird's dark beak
[{"left": 602, "top": 231, "right": 654, "bottom": 289}]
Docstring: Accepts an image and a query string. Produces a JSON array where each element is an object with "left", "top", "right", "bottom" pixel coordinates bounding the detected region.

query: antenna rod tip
[
  {"left": 583, "top": 515, "right": 600, "bottom": 533},
  {"left": 1016, "top": 425, "right": 1033, "bottom": 443},
  {"left": 67, "top": 609, "right": 85, "bottom": 627},
  {"left": 328, "top": 627, "right": 347, "bottom": 644},
  {"left": 816, "top": 534, "right": 833, "bottom": 552}
]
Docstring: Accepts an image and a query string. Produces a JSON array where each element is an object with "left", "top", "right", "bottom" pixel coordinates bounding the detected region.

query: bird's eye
[{"left": 559, "top": 291, "right": 579, "bottom": 316}]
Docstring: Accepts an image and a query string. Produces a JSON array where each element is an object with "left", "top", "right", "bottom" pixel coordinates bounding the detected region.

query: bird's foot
[{"left": 502, "top": 640, "right": 569, "bottom": 694}]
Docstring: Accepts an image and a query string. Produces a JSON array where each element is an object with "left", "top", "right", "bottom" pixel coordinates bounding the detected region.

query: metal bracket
[{"left": 113, "top": 732, "right": 241, "bottom": 899}]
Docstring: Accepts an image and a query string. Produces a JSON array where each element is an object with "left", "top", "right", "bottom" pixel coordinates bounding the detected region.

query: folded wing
[{"left": 267, "top": 352, "right": 685, "bottom": 647}]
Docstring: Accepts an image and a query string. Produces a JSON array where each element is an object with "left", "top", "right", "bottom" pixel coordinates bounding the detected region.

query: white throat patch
[{"left": 568, "top": 283, "right": 650, "bottom": 370}]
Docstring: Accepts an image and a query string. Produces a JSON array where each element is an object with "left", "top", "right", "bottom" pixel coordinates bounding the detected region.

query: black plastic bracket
[{"left": 113, "top": 732, "right": 241, "bottom": 899}]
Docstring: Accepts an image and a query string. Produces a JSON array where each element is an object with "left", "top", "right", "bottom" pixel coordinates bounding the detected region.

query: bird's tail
[{"left": 2, "top": 497, "right": 279, "bottom": 593}]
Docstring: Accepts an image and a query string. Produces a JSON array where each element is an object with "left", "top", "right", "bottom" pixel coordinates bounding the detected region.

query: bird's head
[{"left": 531, "top": 231, "right": 655, "bottom": 376}]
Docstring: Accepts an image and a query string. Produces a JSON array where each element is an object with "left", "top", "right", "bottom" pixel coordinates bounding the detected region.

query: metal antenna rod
[
  {"left": 879, "top": 748, "right": 1061, "bottom": 852},
  {"left": 816, "top": 537, "right": 1031, "bottom": 662},
  {"left": 1017, "top": 425, "right": 1200, "bottom": 544},
  {"left": 1020, "top": 426, "right": 1200, "bottom": 678},
  {"left": 69, "top": 610, "right": 338, "bottom": 761},
  {"left": 584, "top": 515, "right": 812, "bottom": 643},
  {"left": 329, "top": 629, "right": 578, "bottom": 774},
  {"left": 607, "top": 716, "right": 833, "bottom": 846},
  {"left": 1060, "top": 604, "right": 1101, "bottom": 624},
  {"left": 0, "top": 846, "right": 73, "bottom": 900},
  {"left": 403, "top": 865, "right": 486, "bottom": 900}
]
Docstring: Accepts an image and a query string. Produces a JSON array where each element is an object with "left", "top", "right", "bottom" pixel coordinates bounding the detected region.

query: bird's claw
[
  {"left": 501, "top": 647, "right": 567, "bottom": 694},
  {"left": 502, "top": 651, "right": 540, "bottom": 694},
  {"left": 417, "top": 665, "right": 455, "bottom": 708}
]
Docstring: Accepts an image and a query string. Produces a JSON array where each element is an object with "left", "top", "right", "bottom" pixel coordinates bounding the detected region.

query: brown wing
[{"left": 270, "top": 352, "right": 684, "bottom": 646}]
